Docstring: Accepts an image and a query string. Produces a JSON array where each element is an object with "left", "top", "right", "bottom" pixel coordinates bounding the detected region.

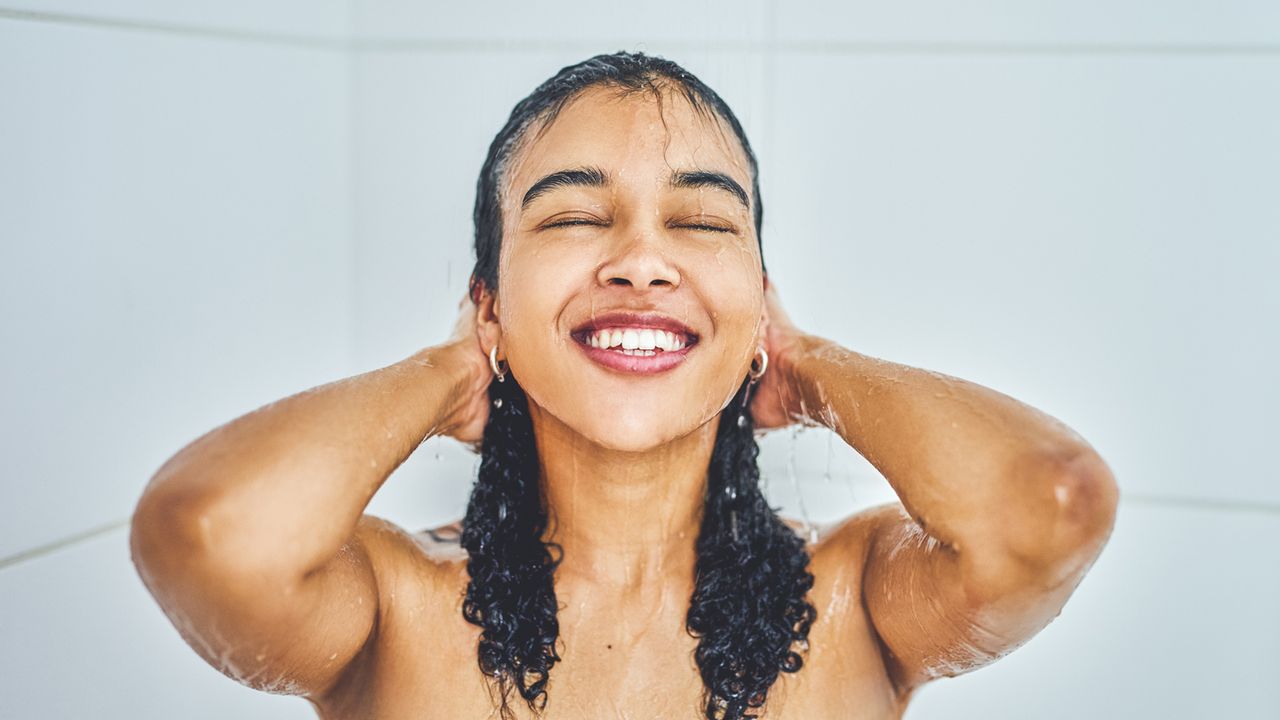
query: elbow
[
  {"left": 1050, "top": 449, "right": 1119, "bottom": 541},
  {"left": 995, "top": 446, "right": 1119, "bottom": 573},
  {"left": 961, "top": 449, "right": 1120, "bottom": 600},
  {"left": 131, "top": 482, "right": 302, "bottom": 600},
  {"left": 130, "top": 482, "right": 213, "bottom": 577},
  {"left": 1023, "top": 448, "right": 1120, "bottom": 582}
]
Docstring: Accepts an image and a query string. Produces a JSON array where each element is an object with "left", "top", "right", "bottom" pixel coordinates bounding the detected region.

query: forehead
[{"left": 503, "top": 84, "right": 752, "bottom": 203}]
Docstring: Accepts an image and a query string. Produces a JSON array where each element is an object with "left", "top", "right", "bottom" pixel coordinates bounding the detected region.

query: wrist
[
  {"left": 408, "top": 341, "right": 489, "bottom": 435},
  {"left": 781, "top": 333, "right": 842, "bottom": 428}
]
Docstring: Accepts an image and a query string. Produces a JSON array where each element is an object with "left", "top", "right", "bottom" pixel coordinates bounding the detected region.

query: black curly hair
[{"left": 459, "top": 50, "right": 816, "bottom": 720}]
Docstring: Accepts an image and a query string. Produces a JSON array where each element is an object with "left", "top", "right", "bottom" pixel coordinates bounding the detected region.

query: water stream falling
[{"left": 787, "top": 426, "right": 819, "bottom": 544}]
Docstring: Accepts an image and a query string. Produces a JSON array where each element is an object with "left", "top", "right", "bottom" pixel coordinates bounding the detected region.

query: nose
[{"left": 595, "top": 228, "right": 682, "bottom": 290}]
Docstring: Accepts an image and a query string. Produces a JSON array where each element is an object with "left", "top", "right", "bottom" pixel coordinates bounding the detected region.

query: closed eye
[
  {"left": 543, "top": 219, "right": 734, "bottom": 233},
  {"left": 677, "top": 223, "right": 735, "bottom": 234}
]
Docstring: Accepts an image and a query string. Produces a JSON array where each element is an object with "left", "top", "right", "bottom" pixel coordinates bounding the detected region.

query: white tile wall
[
  {"left": 0, "top": 19, "right": 352, "bottom": 562},
  {"left": 765, "top": 53, "right": 1280, "bottom": 507},
  {"left": 2, "top": 1, "right": 1277, "bottom": 718}
]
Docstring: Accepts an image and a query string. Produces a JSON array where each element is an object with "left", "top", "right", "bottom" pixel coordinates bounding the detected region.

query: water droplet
[
  {"left": 737, "top": 414, "right": 747, "bottom": 428},
  {"left": 725, "top": 484, "right": 738, "bottom": 500},
  {"left": 498, "top": 502, "right": 507, "bottom": 522},
  {"left": 493, "top": 397, "right": 504, "bottom": 409}
]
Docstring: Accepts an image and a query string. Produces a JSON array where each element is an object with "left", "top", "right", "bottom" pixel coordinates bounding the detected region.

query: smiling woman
[
  {"left": 459, "top": 53, "right": 815, "bottom": 720},
  {"left": 129, "top": 50, "right": 1118, "bottom": 720}
]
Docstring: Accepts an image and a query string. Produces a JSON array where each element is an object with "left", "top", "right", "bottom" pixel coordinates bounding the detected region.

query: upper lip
[{"left": 570, "top": 310, "right": 700, "bottom": 344}]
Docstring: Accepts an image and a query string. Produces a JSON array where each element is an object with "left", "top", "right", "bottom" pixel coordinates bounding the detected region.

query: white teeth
[{"left": 585, "top": 327, "right": 691, "bottom": 352}]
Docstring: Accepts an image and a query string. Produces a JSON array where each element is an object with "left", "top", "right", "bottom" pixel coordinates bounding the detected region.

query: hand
[
  {"left": 436, "top": 291, "right": 493, "bottom": 449},
  {"left": 748, "top": 276, "right": 816, "bottom": 431}
]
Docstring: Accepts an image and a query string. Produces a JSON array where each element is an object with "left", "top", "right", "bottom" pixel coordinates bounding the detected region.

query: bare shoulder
[
  {"left": 770, "top": 505, "right": 914, "bottom": 714},
  {"left": 345, "top": 514, "right": 469, "bottom": 606},
  {"left": 784, "top": 502, "right": 905, "bottom": 571},
  {"left": 813, "top": 502, "right": 906, "bottom": 553},
  {"left": 411, "top": 518, "right": 468, "bottom": 562},
  {"left": 773, "top": 505, "right": 903, "bottom": 628},
  {"left": 314, "top": 516, "right": 476, "bottom": 714}
]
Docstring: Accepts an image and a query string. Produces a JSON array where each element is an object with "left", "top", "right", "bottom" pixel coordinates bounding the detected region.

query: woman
[{"left": 130, "top": 51, "right": 1119, "bottom": 720}]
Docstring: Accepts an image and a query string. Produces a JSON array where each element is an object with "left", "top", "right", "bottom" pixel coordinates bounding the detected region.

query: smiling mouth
[
  {"left": 571, "top": 327, "right": 699, "bottom": 355},
  {"left": 568, "top": 324, "right": 700, "bottom": 375}
]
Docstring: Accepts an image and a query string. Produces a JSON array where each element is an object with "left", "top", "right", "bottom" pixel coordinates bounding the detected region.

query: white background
[{"left": 1, "top": 1, "right": 1277, "bottom": 717}]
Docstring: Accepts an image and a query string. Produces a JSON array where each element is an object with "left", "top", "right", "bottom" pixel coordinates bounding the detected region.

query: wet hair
[{"left": 460, "top": 51, "right": 815, "bottom": 720}]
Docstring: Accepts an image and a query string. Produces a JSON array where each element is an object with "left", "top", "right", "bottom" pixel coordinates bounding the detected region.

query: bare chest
[{"left": 317, "top": 548, "right": 906, "bottom": 719}]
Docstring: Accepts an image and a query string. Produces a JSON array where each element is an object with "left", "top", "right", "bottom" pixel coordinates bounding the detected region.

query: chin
[{"left": 577, "top": 409, "right": 696, "bottom": 453}]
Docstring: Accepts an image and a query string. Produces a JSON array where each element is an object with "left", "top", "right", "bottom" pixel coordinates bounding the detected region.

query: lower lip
[{"left": 574, "top": 337, "right": 695, "bottom": 374}]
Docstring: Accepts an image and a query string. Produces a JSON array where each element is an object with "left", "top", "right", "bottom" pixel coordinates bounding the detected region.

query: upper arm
[
  {"left": 847, "top": 485, "right": 1115, "bottom": 697},
  {"left": 130, "top": 505, "right": 386, "bottom": 700}
]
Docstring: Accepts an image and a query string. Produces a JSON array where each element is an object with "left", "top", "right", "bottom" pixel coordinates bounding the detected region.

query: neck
[{"left": 528, "top": 404, "right": 717, "bottom": 592}]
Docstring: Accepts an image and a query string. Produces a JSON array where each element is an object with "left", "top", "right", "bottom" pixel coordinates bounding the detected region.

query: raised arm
[
  {"left": 129, "top": 297, "right": 492, "bottom": 700},
  {"left": 751, "top": 278, "right": 1118, "bottom": 698}
]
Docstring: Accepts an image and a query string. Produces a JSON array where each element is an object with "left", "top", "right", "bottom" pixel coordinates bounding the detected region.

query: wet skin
[
  {"left": 130, "top": 83, "right": 1120, "bottom": 719},
  {"left": 314, "top": 513, "right": 909, "bottom": 720}
]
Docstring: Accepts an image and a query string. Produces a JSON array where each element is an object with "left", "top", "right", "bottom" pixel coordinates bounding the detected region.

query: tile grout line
[
  {"left": 3, "top": 7, "right": 1279, "bottom": 56},
  {"left": 0, "top": 517, "right": 132, "bottom": 571},
  {"left": 348, "top": 37, "right": 1280, "bottom": 56},
  {"left": 0, "top": 7, "right": 346, "bottom": 51},
  {"left": 1119, "top": 492, "right": 1280, "bottom": 516}
]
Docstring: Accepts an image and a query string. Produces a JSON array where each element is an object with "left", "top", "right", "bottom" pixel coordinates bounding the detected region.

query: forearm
[
  {"left": 135, "top": 342, "right": 478, "bottom": 577},
  {"left": 786, "top": 335, "right": 1116, "bottom": 568}
]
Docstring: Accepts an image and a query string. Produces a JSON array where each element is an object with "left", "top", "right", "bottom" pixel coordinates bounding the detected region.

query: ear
[{"left": 471, "top": 276, "right": 503, "bottom": 357}]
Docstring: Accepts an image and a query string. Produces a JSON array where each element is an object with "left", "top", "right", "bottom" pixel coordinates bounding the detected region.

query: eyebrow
[{"left": 520, "top": 165, "right": 750, "bottom": 214}]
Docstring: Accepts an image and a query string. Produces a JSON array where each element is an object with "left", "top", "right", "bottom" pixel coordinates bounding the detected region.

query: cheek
[{"left": 498, "top": 247, "right": 589, "bottom": 385}]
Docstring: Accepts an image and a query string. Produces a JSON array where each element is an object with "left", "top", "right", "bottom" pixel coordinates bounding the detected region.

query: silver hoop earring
[
  {"left": 749, "top": 346, "right": 768, "bottom": 382},
  {"left": 489, "top": 345, "right": 507, "bottom": 383}
]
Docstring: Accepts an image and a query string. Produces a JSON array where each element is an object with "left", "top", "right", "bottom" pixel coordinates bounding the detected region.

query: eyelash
[{"left": 545, "top": 219, "right": 733, "bottom": 233}]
